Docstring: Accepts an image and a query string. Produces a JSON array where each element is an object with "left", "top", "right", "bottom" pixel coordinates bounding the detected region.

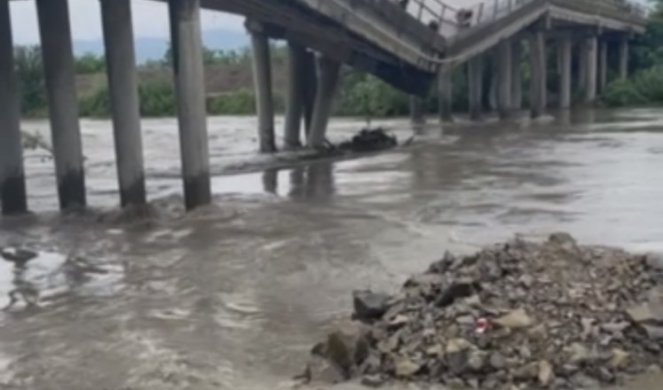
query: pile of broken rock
[{"left": 303, "top": 234, "right": 663, "bottom": 389}]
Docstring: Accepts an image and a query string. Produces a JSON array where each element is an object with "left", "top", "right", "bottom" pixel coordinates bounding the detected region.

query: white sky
[{"left": 9, "top": 0, "right": 245, "bottom": 44}]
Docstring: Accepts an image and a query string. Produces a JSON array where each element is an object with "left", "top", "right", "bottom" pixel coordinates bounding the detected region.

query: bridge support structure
[
  {"left": 468, "top": 56, "right": 484, "bottom": 120},
  {"left": 511, "top": 40, "right": 523, "bottom": 111},
  {"left": 0, "top": 0, "right": 27, "bottom": 215},
  {"left": 438, "top": 64, "right": 453, "bottom": 123},
  {"left": 101, "top": 0, "right": 146, "bottom": 207},
  {"left": 248, "top": 21, "right": 277, "bottom": 153},
  {"left": 558, "top": 34, "right": 572, "bottom": 109},
  {"left": 302, "top": 50, "right": 317, "bottom": 138},
  {"left": 599, "top": 40, "right": 608, "bottom": 93},
  {"left": 529, "top": 31, "right": 547, "bottom": 118},
  {"left": 410, "top": 96, "right": 426, "bottom": 125},
  {"left": 619, "top": 36, "right": 629, "bottom": 80},
  {"left": 308, "top": 55, "right": 340, "bottom": 149},
  {"left": 169, "top": 0, "right": 211, "bottom": 210},
  {"left": 284, "top": 42, "right": 307, "bottom": 150},
  {"left": 583, "top": 35, "right": 598, "bottom": 104},
  {"left": 496, "top": 40, "right": 513, "bottom": 119},
  {"left": 36, "top": 0, "right": 86, "bottom": 210}
]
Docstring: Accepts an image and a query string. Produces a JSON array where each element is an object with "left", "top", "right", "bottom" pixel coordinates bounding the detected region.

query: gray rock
[
  {"left": 395, "top": 358, "right": 421, "bottom": 377},
  {"left": 489, "top": 352, "right": 507, "bottom": 370},
  {"left": 600, "top": 321, "right": 630, "bottom": 333},
  {"left": 626, "top": 303, "right": 663, "bottom": 323},
  {"left": 361, "top": 374, "right": 385, "bottom": 387},
  {"left": 570, "top": 373, "right": 599, "bottom": 389},
  {"left": 353, "top": 290, "right": 391, "bottom": 321},
  {"left": 512, "top": 362, "right": 539, "bottom": 380},
  {"left": 609, "top": 349, "right": 630, "bottom": 369},
  {"left": 641, "top": 324, "right": 663, "bottom": 340},
  {"left": 467, "top": 350, "right": 487, "bottom": 372},
  {"left": 435, "top": 281, "right": 477, "bottom": 307},
  {"left": 596, "top": 367, "right": 615, "bottom": 383},
  {"left": 538, "top": 360, "right": 554, "bottom": 387},
  {"left": 320, "top": 323, "right": 370, "bottom": 376},
  {"left": 494, "top": 308, "right": 534, "bottom": 329},
  {"left": 306, "top": 355, "right": 346, "bottom": 383}
]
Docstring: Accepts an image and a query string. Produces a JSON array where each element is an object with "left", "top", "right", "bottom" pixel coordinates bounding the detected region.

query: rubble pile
[{"left": 304, "top": 234, "right": 663, "bottom": 389}]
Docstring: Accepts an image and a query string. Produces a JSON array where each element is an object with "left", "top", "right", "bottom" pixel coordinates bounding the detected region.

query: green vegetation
[
  {"left": 14, "top": 46, "right": 47, "bottom": 117},
  {"left": 600, "top": 0, "right": 663, "bottom": 107}
]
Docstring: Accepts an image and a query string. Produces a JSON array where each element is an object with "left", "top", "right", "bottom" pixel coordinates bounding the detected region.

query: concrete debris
[{"left": 305, "top": 234, "right": 663, "bottom": 388}]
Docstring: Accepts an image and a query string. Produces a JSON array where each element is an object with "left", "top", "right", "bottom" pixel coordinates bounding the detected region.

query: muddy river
[{"left": 1, "top": 109, "right": 662, "bottom": 389}]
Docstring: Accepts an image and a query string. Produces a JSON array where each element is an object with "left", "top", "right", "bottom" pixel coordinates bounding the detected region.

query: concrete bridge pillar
[
  {"left": 599, "top": 40, "right": 608, "bottom": 92},
  {"left": 36, "top": 0, "right": 86, "bottom": 210},
  {"left": 0, "top": 0, "right": 27, "bottom": 214},
  {"left": 578, "top": 41, "right": 588, "bottom": 92},
  {"left": 529, "top": 31, "right": 547, "bottom": 118},
  {"left": 100, "top": 0, "right": 146, "bottom": 207},
  {"left": 619, "top": 36, "right": 629, "bottom": 79},
  {"left": 308, "top": 55, "right": 340, "bottom": 149},
  {"left": 410, "top": 96, "right": 426, "bottom": 125},
  {"left": 496, "top": 40, "right": 513, "bottom": 119},
  {"left": 248, "top": 21, "right": 276, "bottom": 153},
  {"left": 558, "top": 35, "right": 572, "bottom": 109},
  {"left": 284, "top": 42, "right": 307, "bottom": 149},
  {"left": 468, "top": 56, "right": 484, "bottom": 120},
  {"left": 438, "top": 64, "right": 453, "bottom": 123},
  {"left": 511, "top": 40, "right": 523, "bottom": 111},
  {"left": 168, "top": 0, "right": 211, "bottom": 210},
  {"left": 302, "top": 50, "right": 317, "bottom": 137},
  {"left": 584, "top": 36, "right": 598, "bottom": 104}
]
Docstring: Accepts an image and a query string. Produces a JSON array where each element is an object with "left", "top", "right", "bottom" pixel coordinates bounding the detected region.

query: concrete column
[
  {"left": 248, "top": 21, "right": 276, "bottom": 153},
  {"left": 307, "top": 55, "right": 340, "bottom": 149},
  {"left": 36, "top": 0, "right": 86, "bottom": 210},
  {"left": 0, "top": 0, "right": 27, "bottom": 215},
  {"left": 410, "top": 96, "right": 425, "bottom": 125},
  {"left": 578, "top": 41, "right": 588, "bottom": 92},
  {"left": 168, "top": 0, "right": 211, "bottom": 210},
  {"left": 619, "top": 36, "right": 629, "bottom": 79},
  {"left": 558, "top": 35, "right": 572, "bottom": 109},
  {"left": 284, "top": 42, "right": 306, "bottom": 149},
  {"left": 529, "top": 31, "right": 547, "bottom": 118},
  {"left": 511, "top": 40, "right": 523, "bottom": 110},
  {"left": 100, "top": 0, "right": 146, "bottom": 207},
  {"left": 438, "top": 64, "right": 453, "bottom": 123},
  {"left": 496, "top": 40, "right": 512, "bottom": 119},
  {"left": 302, "top": 50, "right": 317, "bottom": 137},
  {"left": 599, "top": 40, "right": 608, "bottom": 92},
  {"left": 584, "top": 36, "right": 598, "bottom": 104},
  {"left": 468, "top": 56, "right": 484, "bottom": 120},
  {"left": 489, "top": 73, "right": 497, "bottom": 111}
]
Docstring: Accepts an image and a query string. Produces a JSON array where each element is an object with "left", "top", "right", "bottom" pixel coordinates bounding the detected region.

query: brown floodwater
[{"left": 1, "top": 109, "right": 663, "bottom": 389}]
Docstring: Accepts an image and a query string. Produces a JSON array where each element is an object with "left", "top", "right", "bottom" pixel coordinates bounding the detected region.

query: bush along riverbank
[{"left": 301, "top": 234, "right": 663, "bottom": 389}]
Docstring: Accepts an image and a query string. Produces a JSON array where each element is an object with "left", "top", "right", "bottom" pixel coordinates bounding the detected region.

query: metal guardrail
[{"left": 396, "top": 0, "right": 648, "bottom": 37}]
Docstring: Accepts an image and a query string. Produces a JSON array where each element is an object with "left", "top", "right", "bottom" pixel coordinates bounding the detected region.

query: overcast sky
[{"left": 9, "top": 0, "right": 245, "bottom": 44}]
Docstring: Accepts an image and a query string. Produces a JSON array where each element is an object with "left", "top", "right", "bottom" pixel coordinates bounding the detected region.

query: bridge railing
[{"left": 399, "top": 0, "right": 648, "bottom": 38}]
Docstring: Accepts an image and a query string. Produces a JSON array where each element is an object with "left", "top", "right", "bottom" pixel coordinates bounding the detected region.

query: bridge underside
[{"left": 191, "top": 0, "right": 439, "bottom": 95}]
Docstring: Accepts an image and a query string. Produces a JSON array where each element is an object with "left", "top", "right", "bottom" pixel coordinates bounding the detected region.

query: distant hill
[{"left": 73, "top": 28, "right": 249, "bottom": 63}]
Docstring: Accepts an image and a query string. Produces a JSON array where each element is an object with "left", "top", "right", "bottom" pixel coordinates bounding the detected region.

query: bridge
[{"left": 0, "top": 0, "right": 647, "bottom": 215}]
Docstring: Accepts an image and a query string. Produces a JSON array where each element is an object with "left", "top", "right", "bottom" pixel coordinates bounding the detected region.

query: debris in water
[
  {"left": 305, "top": 234, "right": 663, "bottom": 388},
  {"left": 338, "top": 128, "right": 398, "bottom": 153}
]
